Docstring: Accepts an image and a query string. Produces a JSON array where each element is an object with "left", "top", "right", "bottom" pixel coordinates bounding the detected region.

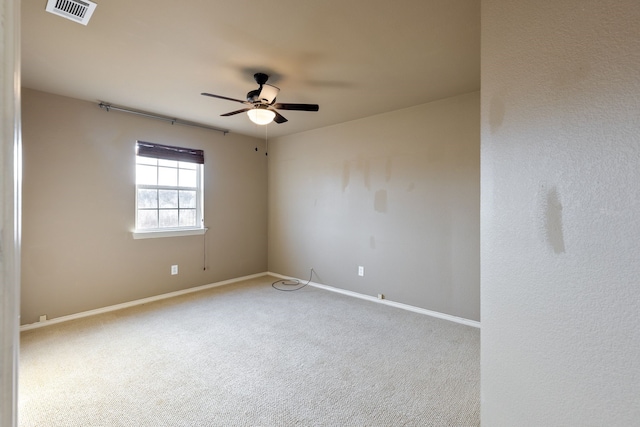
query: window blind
[{"left": 136, "top": 141, "right": 204, "bottom": 164}]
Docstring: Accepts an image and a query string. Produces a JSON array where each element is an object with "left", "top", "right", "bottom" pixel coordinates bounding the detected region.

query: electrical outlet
[
  {"left": 171, "top": 265, "right": 178, "bottom": 275},
  {"left": 358, "top": 266, "right": 364, "bottom": 277},
  {"left": 39, "top": 315, "right": 47, "bottom": 322}
]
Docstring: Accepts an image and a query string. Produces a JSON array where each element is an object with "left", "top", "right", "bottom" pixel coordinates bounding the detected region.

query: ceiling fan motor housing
[{"left": 246, "top": 89, "right": 262, "bottom": 103}]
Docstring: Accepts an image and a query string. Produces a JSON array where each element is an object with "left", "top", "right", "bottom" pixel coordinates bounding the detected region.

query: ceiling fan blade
[
  {"left": 273, "top": 103, "right": 319, "bottom": 112},
  {"left": 273, "top": 110, "right": 288, "bottom": 124},
  {"left": 221, "top": 108, "right": 251, "bottom": 117},
  {"left": 201, "top": 93, "right": 248, "bottom": 104},
  {"left": 259, "top": 84, "right": 280, "bottom": 104}
]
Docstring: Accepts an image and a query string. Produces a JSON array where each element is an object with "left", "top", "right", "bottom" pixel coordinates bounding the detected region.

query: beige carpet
[{"left": 19, "top": 276, "right": 479, "bottom": 426}]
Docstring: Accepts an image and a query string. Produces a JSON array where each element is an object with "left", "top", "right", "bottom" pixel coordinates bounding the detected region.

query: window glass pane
[
  {"left": 136, "top": 156, "right": 157, "bottom": 166},
  {"left": 159, "top": 210, "right": 179, "bottom": 228},
  {"left": 178, "top": 161, "right": 197, "bottom": 170},
  {"left": 179, "top": 169, "right": 197, "bottom": 188},
  {"left": 138, "top": 210, "right": 158, "bottom": 229},
  {"left": 158, "top": 167, "right": 178, "bottom": 186},
  {"left": 179, "top": 190, "right": 196, "bottom": 208},
  {"left": 135, "top": 146, "right": 203, "bottom": 231},
  {"left": 159, "top": 190, "right": 178, "bottom": 208},
  {"left": 136, "top": 164, "right": 157, "bottom": 185},
  {"left": 137, "top": 189, "right": 158, "bottom": 208},
  {"left": 158, "top": 159, "right": 178, "bottom": 168},
  {"left": 179, "top": 209, "right": 196, "bottom": 227}
]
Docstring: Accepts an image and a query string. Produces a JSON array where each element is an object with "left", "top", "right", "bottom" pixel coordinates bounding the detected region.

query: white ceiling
[{"left": 22, "top": 0, "right": 479, "bottom": 139}]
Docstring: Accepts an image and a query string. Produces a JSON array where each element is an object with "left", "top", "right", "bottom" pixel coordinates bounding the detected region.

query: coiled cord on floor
[{"left": 271, "top": 269, "right": 315, "bottom": 292}]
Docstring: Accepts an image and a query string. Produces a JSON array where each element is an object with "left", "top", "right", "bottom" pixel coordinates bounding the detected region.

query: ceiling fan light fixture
[
  {"left": 247, "top": 108, "right": 275, "bottom": 125},
  {"left": 259, "top": 84, "right": 280, "bottom": 104}
]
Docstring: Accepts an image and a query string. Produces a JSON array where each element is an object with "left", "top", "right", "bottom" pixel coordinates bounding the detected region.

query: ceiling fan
[{"left": 201, "top": 73, "right": 319, "bottom": 125}]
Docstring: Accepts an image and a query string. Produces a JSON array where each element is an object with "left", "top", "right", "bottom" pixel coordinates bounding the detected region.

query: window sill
[{"left": 132, "top": 227, "right": 208, "bottom": 240}]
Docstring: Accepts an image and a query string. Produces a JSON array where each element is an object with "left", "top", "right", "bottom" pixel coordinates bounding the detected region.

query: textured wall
[
  {"left": 268, "top": 92, "right": 480, "bottom": 321},
  {"left": 481, "top": 1, "right": 640, "bottom": 425},
  {"left": 21, "top": 89, "right": 267, "bottom": 324}
]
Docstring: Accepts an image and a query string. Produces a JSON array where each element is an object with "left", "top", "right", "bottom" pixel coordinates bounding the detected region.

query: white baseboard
[
  {"left": 21, "top": 271, "right": 480, "bottom": 331},
  {"left": 268, "top": 272, "right": 481, "bottom": 329},
  {"left": 20, "top": 272, "right": 269, "bottom": 332}
]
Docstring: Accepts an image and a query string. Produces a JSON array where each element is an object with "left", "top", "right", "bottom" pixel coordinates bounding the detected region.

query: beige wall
[
  {"left": 268, "top": 92, "right": 480, "bottom": 321},
  {"left": 482, "top": 0, "right": 640, "bottom": 424},
  {"left": 22, "top": 88, "right": 479, "bottom": 325},
  {"left": 21, "top": 89, "right": 267, "bottom": 324}
]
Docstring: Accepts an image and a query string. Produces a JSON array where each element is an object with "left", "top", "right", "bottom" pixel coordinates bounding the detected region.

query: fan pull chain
[
  {"left": 203, "top": 231, "right": 207, "bottom": 271},
  {"left": 255, "top": 119, "right": 259, "bottom": 152}
]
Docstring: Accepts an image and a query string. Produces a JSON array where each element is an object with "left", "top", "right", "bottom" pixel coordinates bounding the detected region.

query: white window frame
[{"left": 132, "top": 142, "right": 207, "bottom": 239}]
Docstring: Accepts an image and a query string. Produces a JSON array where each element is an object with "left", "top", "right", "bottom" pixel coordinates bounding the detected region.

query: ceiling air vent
[{"left": 46, "top": 0, "right": 97, "bottom": 26}]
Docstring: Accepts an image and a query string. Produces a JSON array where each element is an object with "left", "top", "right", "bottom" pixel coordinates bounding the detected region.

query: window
[{"left": 134, "top": 141, "right": 205, "bottom": 238}]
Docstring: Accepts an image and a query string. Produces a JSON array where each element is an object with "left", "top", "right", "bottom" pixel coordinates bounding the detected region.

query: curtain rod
[{"left": 98, "top": 102, "right": 229, "bottom": 135}]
